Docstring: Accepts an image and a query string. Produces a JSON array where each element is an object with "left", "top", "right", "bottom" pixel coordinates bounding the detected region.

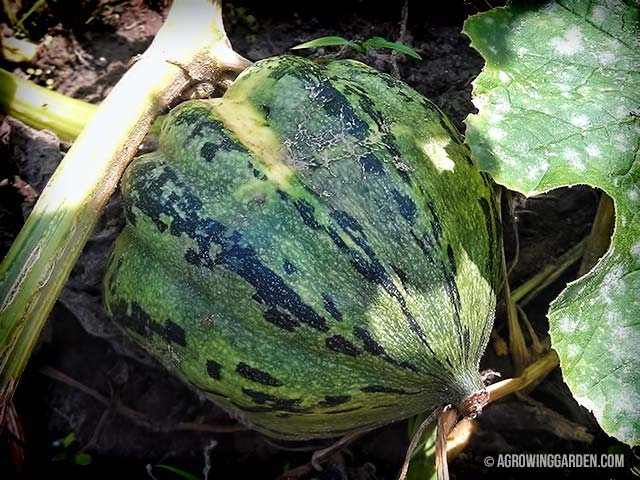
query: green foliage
[
  {"left": 57, "top": 431, "right": 75, "bottom": 448},
  {"left": 224, "top": 3, "right": 258, "bottom": 29},
  {"left": 230, "top": 5, "right": 256, "bottom": 25},
  {"left": 292, "top": 36, "right": 365, "bottom": 52},
  {"left": 404, "top": 415, "right": 437, "bottom": 480},
  {"left": 73, "top": 452, "right": 92, "bottom": 466},
  {"left": 50, "top": 431, "right": 92, "bottom": 466},
  {"left": 156, "top": 464, "right": 202, "bottom": 480},
  {"left": 292, "top": 35, "right": 421, "bottom": 59},
  {"left": 1, "top": 0, "right": 50, "bottom": 35},
  {"left": 2, "top": 0, "right": 18, "bottom": 26},
  {"left": 14, "top": 0, "right": 46, "bottom": 33},
  {"left": 464, "top": 0, "right": 639, "bottom": 446},
  {"left": 86, "top": 0, "right": 130, "bottom": 25},
  {"left": 361, "top": 36, "right": 422, "bottom": 59}
]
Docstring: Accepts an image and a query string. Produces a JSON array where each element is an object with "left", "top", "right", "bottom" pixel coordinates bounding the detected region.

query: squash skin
[{"left": 103, "top": 56, "right": 501, "bottom": 440}]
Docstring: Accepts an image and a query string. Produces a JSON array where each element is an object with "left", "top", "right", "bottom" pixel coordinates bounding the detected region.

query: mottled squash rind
[{"left": 103, "top": 56, "right": 501, "bottom": 439}]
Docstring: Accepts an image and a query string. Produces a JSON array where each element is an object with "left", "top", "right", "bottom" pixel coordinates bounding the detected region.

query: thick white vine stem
[{"left": 0, "top": 0, "right": 248, "bottom": 428}]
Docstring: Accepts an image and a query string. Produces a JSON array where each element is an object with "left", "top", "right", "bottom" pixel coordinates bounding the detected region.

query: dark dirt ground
[{"left": 0, "top": 1, "right": 633, "bottom": 479}]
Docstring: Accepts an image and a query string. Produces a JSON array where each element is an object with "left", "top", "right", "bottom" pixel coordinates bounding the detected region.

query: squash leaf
[{"left": 463, "top": 0, "right": 640, "bottom": 445}]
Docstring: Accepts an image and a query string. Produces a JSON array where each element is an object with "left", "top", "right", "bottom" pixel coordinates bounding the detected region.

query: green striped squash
[{"left": 103, "top": 55, "right": 501, "bottom": 440}]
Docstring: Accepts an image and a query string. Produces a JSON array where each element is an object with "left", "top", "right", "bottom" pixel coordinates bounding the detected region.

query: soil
[{"left": 0, "top": 1, "right": 631, "bottom": 479}]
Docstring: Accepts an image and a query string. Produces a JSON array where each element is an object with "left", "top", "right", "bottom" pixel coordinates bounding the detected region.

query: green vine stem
[
  {"left": 487, "top": 350, "right": 559, "bottom": 403},
  {"left": 516, "top": 304, "right": 544, "bottom": 357},
  {"left": 0, "top": 0, "right": 251, "bottom": 429},
  {"left": 0, "top": 68, "right": 97, "bottom": 142},
  {"left": 2, "top": 0, "right": 18, "bottom": 27},
  {"left": 511, "top": 238, "right": 586, "bottom": 307},
  {"left": 0, "top": 55, "right": 247, "bottom": 143},
  {"left": 578, "top": 193, "right": 614, "bottom": 276},
  {"left": 501, "top": 230, "right": 530, "bottom": 374}
]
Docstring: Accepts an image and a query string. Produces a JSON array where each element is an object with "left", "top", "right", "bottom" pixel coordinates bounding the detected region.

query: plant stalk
[
  {"left": 435, "top": 351, "right": 560, "bottom": 463},
  {"left": 2, "top": 0, "right": 18, "bottom": 27},
  {"left": 436, "top": 406, "right": 457, "bottom": 480},
  {"left": 512, "top": 239, "right": 586, "bottom": 306},
  {"left": 501, "top": 234, "right": 530, "bottom": 374},
  {"left": 487, "top": 350, "right": 560, "bottom": 403},
  {"left": 578, "top": 193, "right": 614, "bottom": 276},
  {"left": 0, "top": 0, "right": 250, "bottom": 429},
  {"left": 0, "top": 68, "right": 97, "bottom": 142}
]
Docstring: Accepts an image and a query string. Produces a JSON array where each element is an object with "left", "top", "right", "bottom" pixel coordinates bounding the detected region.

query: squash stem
[
  {"left": 435, "top": 350, "right": 560, "bottom": 464},
  {"left": 0, "top": 53, "right": 251, "bottom": 143},
  {"left": 487, "top": 350, "right": 559, "bottom": 403},
  {"left": 0, "top": 0, "right": 249, "bottom": 428},
  {"left": 0, "top": 68, "right": 98, "bottom": 142}
]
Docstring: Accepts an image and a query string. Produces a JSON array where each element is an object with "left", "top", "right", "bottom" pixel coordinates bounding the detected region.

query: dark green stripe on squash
[
  {"left": 319, "top": 395, "right": 352, "bottom": 407},
  {"left": 325, "top": 335, "right": 361, "bottom": 357},
  {"left": 103, "top": 55, "right": 500, "bottom": 440},
  {"left": 236, "top": 362, "right": 284, "bottom": 387}
]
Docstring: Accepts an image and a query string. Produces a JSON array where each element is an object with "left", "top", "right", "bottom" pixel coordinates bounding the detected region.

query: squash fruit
[{"left": 103, "top": 55, "right": 501, "bottom": 440}]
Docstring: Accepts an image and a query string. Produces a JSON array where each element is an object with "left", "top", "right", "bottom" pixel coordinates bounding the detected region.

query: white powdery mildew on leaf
[
  {"left": 566, "top": 318, "right": 639, "bottom": 439},
  {"left": 600, "top": 263, "right": 625, "bottom": 305},
  {"left": 530, "top": 90, "right": 542, "bottom": 100},
  {"left": 596, "top": 51, "right": 616, "bottom": 65},
  {"left": 566, "top": 344, "right": 580, "bottom": 358},
  {"left": 550, "top": 26, "right": 583, "bottom": 55},
  {"left": 488, "top": 113, "right": 504, "bottom": 125},
  {"left": 464, "top": 0, "right": 640, "bottom": 445},
  {"left": 607, "top": 311, "right": 628, "bottom": 343},
  {"left": 467, "top": 0, "right": 638, "bottom": 193},
  {"left": 592, "top": 5, "right": 606, "bottom": 22},
  {"left": 614, "top": 105, "right": 629, "bottom": 120},
  {"left": 574, "top": 394, "right": 605, "bottom": 421},
  {"left": 563, "top": 148, "right": 587, "bottom": 172},
  {"left": 611, "top": 132, "right": 630, "bottom": 152},
  {"left": 570, "top": 114, "right": 589, "bottom": 127},
  {"left": 557, "top": 315, "right": 579, "bottom": 333},
  {"left": 610, "top": 381, "right": 640, "bottom": 437},
  {"left": 488, "top": 127, "right": 506, "bottom": 141},
  {"left": 526, "top": 160, "right": 550, "bottom": 180},
  {"left": 585, "top": 145, "right": 601, "bottom": 157}
]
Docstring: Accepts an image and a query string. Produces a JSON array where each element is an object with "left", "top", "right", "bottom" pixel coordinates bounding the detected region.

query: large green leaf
[{"left": 463, "top": 0, "right": 639, "bottom": 445}]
